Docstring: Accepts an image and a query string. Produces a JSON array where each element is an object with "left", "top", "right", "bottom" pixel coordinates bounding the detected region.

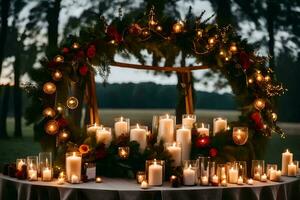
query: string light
[
  {"left": 54, "top": 55, "right": 64, "bottom": 63},
  {"left": 45, "top": 120, "right": 59, "bottom": 135},
  {"left": 271, "top": 112, "right": 277, "bottom": 121},
  {"left": 196, "top": 29, "right": 203, "bottom": 37},
  {"left": 248, "top": 78, "right": 254, "bottom": 84},
  {"left": 156, "top": 25, "right": 162, "bottom": 32},
  {"left": 66, "top": 96, "right": 79, "bottom": 109},
  {"left": 208, "top": 37, "right": 215, "bottom": 45},
  {"left": 254, "top": 98, "right": 266, "bottom": 110},
  {"left": 256, "top": 73, "right": 264, "bottom": 82},
  {"left": 43, "top": 82, "right": 56, "bottom": 94},
  {"left": 172, "top": 21, "right": 184, "bottom": 33},
  {"left": 219, "top": 50, "right": 225, "bottom": 57},
  {"left": 58, "top": 130, "right": 70, "bottom": 142},
  {"left": 229, "top": 43, "right": 237, "bottom": 52},
  {"left": 56, "top": 104, "right": 64, "bottom": 114},
  {"left": 141, "top": 29, "right": 150, "bottom": 38},
  {"left": 43, "top": 107, "right": 56, "bottom": 118},
  {"left": 72, "top": 42, "right": 80, "bottom": 49},
  {"left": 52, "top": 70, "right": 63, "bottom": 81},
  {"left": 264, "top": 75, "right": 271, "bottom": 82}
]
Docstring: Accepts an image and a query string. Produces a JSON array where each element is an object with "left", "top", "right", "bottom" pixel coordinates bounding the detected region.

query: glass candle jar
[
  {"left": 96, "top": 126, "right": 112, "bottom": 148},
  {"left": 252, "top": 160, "right": 265, "bottom": 181},
  {"left": 182, "top": 160, "right": 198, "bottom": 186},
  {"left": 227, "top": 162, "right": 239, "bottom": 184},
  {"left": 158, "top": 114, "right": 176, "bottom": 143},
  {"left": 267, "top": 164, "right": 277, "bottom": 179},
  {"left": 182, "top": 114, "right": 196, "bottom": 129},
  {"left": 86, "top": 123, "right": 101, "bottom": 136},
  {"left": 208, "top": 161, "right": 217, "bottom": 185},
  {"left": 114, "top": 117, "right": 130, "bottom": 138},
  {"left": 16, "top": 158, "right": 26, "bottom": 171},
  {"left": 136, "top": 171, "right": 146, "bottom": 184},
  {"left": 165, "top": 142, "right": 182, "bottom": 167},
  {"left": 235, "top": 161, "right": 247, "bottom": 183},
  {"left": 66, "top": 152, "right": 82, "bottom": 184},
  {"left": 198, "top": 156, "right": 210, "bottom": 185},
  {"left": 213, "top": 117, "right": 227, "bottom": 136},
  {"left": 27, "top": 156, "right": 38, "bottom": 181},
  {"left": 130, "top": 124, "right": 148, "bottom": 152},
  {"left": 288, "top": 161, "right": 297, "bottom": 176},
  {"left": 118, "top": 146, "right": 130, "bottom": 159},
  {"left": 39, "top": 152, "right": 52, "bottom": 181},
  {"left": 146, "top": 159, "right": 165, "bottom": 186},
  {"left": 197, "top": 123, "right": 210, "bottom": 137},
  {"left": 217, "top": 164, "right": 228, "bottom": 186},
  {"left": 232, "top": 127, "right": 248, "bottom": 145}
]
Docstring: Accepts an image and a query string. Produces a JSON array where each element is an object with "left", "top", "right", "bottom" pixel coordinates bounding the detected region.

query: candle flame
[
  {"left": 73, "top": 152, "right": 76, "bottom": 157},
  {"left": 286, "top": 149, "right": 289, "bottom": 153},
  {"left": 172, "top": 142, "right": 176, "bottom": 147},
  {"left": 154, "top": 159, "right": 157, "bottom": 165},
  {"left": 166, "top": 114, "right": 169, "bottom": 119},
  {"left": 120, "top": 116, "right": 123, "bottom": 121},
  {"left": 189, "top": 164, "right": 192, "bottom": 169},
  {"left": 136, "top": 124, "right": 140, "bottom": 129},
  {"left": 201, "top": 123, "right": 204, "bottom": 128}
]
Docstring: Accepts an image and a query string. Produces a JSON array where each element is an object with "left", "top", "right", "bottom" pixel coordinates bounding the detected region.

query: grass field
[{"left": 1, "top": 109, "right": 300, "bottom": 171}]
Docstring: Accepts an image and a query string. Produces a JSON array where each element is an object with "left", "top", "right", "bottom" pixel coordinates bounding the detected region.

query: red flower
[
  {"left": 57, "top": 118, "right": 68, "bottom": 128},
  {"left": 79, "top": 64, "right": 88, "bottom": 76},
  {"left": 87, "top": 45, "right": 96, "bottom": 58},
  {"left": 239, "top": 51, "right": 251, "bottom": 70},
  {"left": 209, "top": 148, "right": 218, "bottom": 157},
  {"left": 62, "top": 47, "right": 69, "bottom": 54},
  {"left": 128, "top": 23, "right": 142, "bottom": 35},
  {"left": 251, "top": 112, "right": 264, "bottom": 130},
  {"left": 107, "top": 25, "right": 123, "bottom": 43},
  {"left": 196, "top": 136, "right": 210, "bottom": 148}
]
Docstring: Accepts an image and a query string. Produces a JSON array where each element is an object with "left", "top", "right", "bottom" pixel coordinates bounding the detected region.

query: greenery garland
[{"left": 25, "top": 8, "right": 286, "bottom": 178}]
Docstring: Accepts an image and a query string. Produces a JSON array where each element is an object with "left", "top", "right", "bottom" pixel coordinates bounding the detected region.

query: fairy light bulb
[
  {"left": 52, "top": 70, "right": 63, "bottom": 81},
  {"left": 156, "top": 25, "right": 162, "bottom": 32},
  {"left": 208, "top": 37, "right": 215, "bottom": 45},
  {"left": 54, "top": 55, "right": 64, "bottom": 63},
  {"left": 196, "top": 29, "right": 203, "bottom": 37},
  {"left": 265, "top": 75, "right": 271, "bottom": 82},
  {"left": 271, "top": 112, "right": 277, "bottom": 121},
  {"left": 229, "top": 43, "right": 238, "bottom": 52},
  {"left": 248, "top": 78, "right": 254, "bottom": 84},
  {"left": 254, "top": 99, "right": 266, "bottom": 110},
  {"left": 45, "top": 120, "right": 59, "bottom": 135},
  {"left": 66, "top": 96, "right": 79, "bottom": 109},
  {"left": 173, "top": 21, "right": 184, "bottom": 33},
  {"left": 43, "top": 107, "right": 56, "bottom": 118},
  {"left": 43, "top": 82, "right": 56, "bottom": 94},
  {"left": 72, "top": 42, "right": 80, "bottom": 49}
]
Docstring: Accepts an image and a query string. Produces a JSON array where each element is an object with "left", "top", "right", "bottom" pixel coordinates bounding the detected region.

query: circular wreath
[{"left": 26, "top": 9, "right": 286, "bottom": 178}]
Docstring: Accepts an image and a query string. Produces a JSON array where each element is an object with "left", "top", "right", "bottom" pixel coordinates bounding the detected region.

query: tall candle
[
  {"left": 166, "top": 142, "right": 182, "bottom": 167},
  {"left": 148, "top": 160, "right": 163, "bottom": 186},
  {"left": 42, "top": 167, "right": 52, "bottom": 181},
  {"left": 182, "top": 114, "right": 196, "bottom": 129},
  {"left": 114, "top": 117, "right": 129, "bottom": 138},
  {"left": 183, "top": 164, "right": 196, "bottom": 186},
  {"left": 237, "top": 176, "right": 243, "bottom": 185},
  {"left": 282, "top": 149, "right": 293, "bottom": 176},
  {"left": 96, "top": 126, "right": 112, "bottom": 147},
  {"left": 176, "top": 127, "right": 191, "bottom": 161},
  {"left": 211, "top": 175, "right": 219, "bottom": 186},
  {"left": 197, "top": 123, "right": 209, "bottom": 137},
  {"left": 213, "top": 118, "right": 227, "bottom": 135},
  {"left": 130, "top": 124, "right": 147, "bottom": 152},
  {"left": 66, "top": 152, "right": 82, "bottom": 183},
  {"left": 158, "top": 114, "right": 175, "bottom": 143},
  {"left": 87, "top": 123, "right": 101, "bottom": 136},
  {"left": 288, "top": 162, "right": 297, "bottom": 176},
  {"left": 228, "top": 167, "right": 238, "bottom": 184}
]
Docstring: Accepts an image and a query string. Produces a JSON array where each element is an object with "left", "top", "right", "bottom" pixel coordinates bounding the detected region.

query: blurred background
[{"left": 0, "top": 0, "right": 300, "bottom": 169}]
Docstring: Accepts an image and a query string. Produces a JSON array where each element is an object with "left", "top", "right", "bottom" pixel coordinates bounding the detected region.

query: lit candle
[
  {"left": 282, "top": 149, "right": 293, "bottom": 176},
  {"left": 141, "top": 180, "right": 148, "bottom": 189},
  {"left": 95, "top": 177, "right": 102, "bottom": 183},
  {"left": 228, "top": 167, "right": 238, "bottom": 184},
  {"left": 148, "top": 159, "right": 163, "bottom": 186},
  {"left": 213, "top": 118, "right": 227, "bottom": 135},
  {"left": 247, "top": 178, "right": 253, "bottom": 185},
  {"left": 197, "top": 123, "right": 209, "bottom": 137},
  {"left": 253, "top": 164, "right": 262, "bottom": 180},
  {"left": 66, "top": 152, "right": 82, "bottom": 183},
  {"left": 28, "top": 168, "right": 38, "bottom": 181},
  {"left": 71, "top": 174, "right": 79, "bottom": 183},
  {"left": 288, "top": 162, "right": 297, "bottom": 176},
  {"left": 176, "top": 126, "right": 191, "bottom": 161},
  {"left": 260, "top": 173, "right": 267, "bottom": 182},
  {"left": 275, "top": 170, "right": 282, "bottom": 181},
  {"left": 221, "top": 179, "right": 227, "bottom": 186},
  {"left": 211, "top": 175, "right": 219, "bottom": 186},
  {"left": 237, "top": 176, "right": 243, "bottom": 185},
  {"left": 232, "top": 127, "right": 248, "bottom": 145},
  {"left": 158, "top": 114, "right": 175, "bottom": 143},
  {"left": 42, "top": 167, "right": 52, "bottom": 181},
  {"left": 201, "top": 176, "right": 209, "bottom": 186},
  {"left": 17, "top": 160, "right": 25, "bottom": 171},
  {"left": 87, "top": 123, "right": 100, "bottom": 136},
  {"left": 96, "top": 126, "right": 112, "bottom": 147},
  {"left": 114, "top": 117, "right": 129, "bottom": 138},
  {"left": 182, "top": 114, "right": 196, "bottom": 129},
  {"left": 166, "top": 142, "right": 182, "bottom": 167},
  {"left": 269, "top": 168, "right": 280, "bottom": 181},
  {"left": 130, "top": 124, "right": 147, "bottom": 152},
  {"left": 183, "top": 164, "right": 196, "bottom": 186},
  {"left": 57, "top": 172, "right": 65, "bottom": 185}
]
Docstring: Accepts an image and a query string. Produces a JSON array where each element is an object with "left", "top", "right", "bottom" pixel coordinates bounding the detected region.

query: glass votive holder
[
  {"left": 197, "top": 123, "right": 210, "bottom": 137},
  {"left": 16, "top": 158, "right": 26, "bottom": 171},
  {"left": 165, "top": 142, "right": 182, "bottom": 167},
  {"left": 114, "top": 117, "right": 130, "bottom": 138},
  {"left": 288, "top": 161, "right": 297, "bottom": 176},
  {"left": 27, "top": 156, "right": 38, "bottom": 181},
  {"left": 217, "top": 164, "right": 228, "bottom": 186},
  {"left": 118, "top": 146, "right": 130, "bottom": 159},
  {"left": 66, "top": 152, "right": 82, "bottom": 184},
  {"left": 130, "top": 124, "right": 148, "bottom": 152},
  {"left": 267, "top": 164, "right": 277, "bottom": 179},
  {"left": 57, "top": 171, "right": 65, "bottom": 185},
  {"left": 227, "top": 162, "right": 239, "bottom": 184},
  {"left": 96, "top": 126, "right": 112, "bottom": 147},
  {"left": 136, "top": 171, "right": 146, "bottom": 184},
  {"left": 158, "top": 114, "right": 176, "bottom": 143},
  {"left": 39, "top": 152, "right": 52, "bottom": 181},
  {"left": 232, "top": 127, "right": 248, "bottom": 145},
  {"left": 182, "top": 114, "right": 196, "bottom": 129},
  {"left": 170, "top": 175, "right": 180, "bottom": 187},
  {"left": 146, "top": 159, "right": 165, "bottom": 186},
  {"left": 252, "top": 160, "right": 265, "bottom": 181},
  {"left": 198, "top": 156, "right": 210, "bottom": 185},
  {"left": 294, "top": 160, "right": 300, "bottom": 174},
  {"left": 235, "top": 161, "right": 247, "bottom": 183},
  {"left": 208, "top": 161, "right": 217, "bottom": 185},
  {"left": 213, "top": 117, "right": 227, "bottom": 136},
  {"left": 182, "top": 160, "right": 198, "bottom": 186},
  {"left": 86, "top": 123, "right": 101, "bottom": 136}
]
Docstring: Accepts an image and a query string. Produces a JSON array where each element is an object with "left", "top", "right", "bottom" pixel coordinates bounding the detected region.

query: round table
[{"left": 0, "top": 174, "right": 299, "bottom": 200}]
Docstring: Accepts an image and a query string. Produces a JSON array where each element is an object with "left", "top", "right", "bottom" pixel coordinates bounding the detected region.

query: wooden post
[
  {"left": 184, "top": 72, "right": 194, "bottom": 114},
  {"left": 87, "top": 71, "right": 100, "bottom": 125}
]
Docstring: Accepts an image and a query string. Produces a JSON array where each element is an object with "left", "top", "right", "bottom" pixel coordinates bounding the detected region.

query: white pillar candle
[
  {"left": 114, "top": 117, "right": 129, "bottom": 138},
  {"left": 201, "top": 176, "right": 209, "bottom": 186},
  {"left": 148, "top": 160, "right": 163, "bottom": 186},
  {"left": 71, "top": 174, "right": 79, "bottom": 183},
  {"left": 42, "top": 167, "right": 52, "bottom": 181},
  {"left": 158, "top": 114, "right": 175, "bottom": 143},
  {"left": 130, "top": 124, "right": 147, "bottom": 152},
  {"left": 211, "top": 175, "right": 219, "bottom": 186},
  {"left": 282, "top": 149, "right": 293, "bottom": 176},
  {"left": 182, "top": 115, "right": 196, "bottom": 129},
  {"left": 247, "top": 178, "right": 253, "bottom": 185},
  {"left": 96, "top": 126, "right": 112, "bottom": 147},
  {"left": 183, "top": 164, "right": 196, "bottom": 186},
  {"left": 275, "top": 170, "right": 282, "bottom": 181},
  {"left": 87, "top": 123, "right": 101, "bottom": 136},
  {"left": 254, "top": 172, "right": 261, "bottom": 181},
  {"left": 66, "top": 152, "right": 82, "bottom": 183},
  {"left": 176, "top": 127, "right": 191, "bottom": 161},
  {"left": 166, "top": 142, "right": 182, "bottom": 167},
  {"left": 288, "top": 162, "right": 297, "bottom": 176},
  {"left": 213, "top": 118, "right": 227, "bottom": 135},
  {"left": 228, "top": 167, "right": 238, "bottom": 184},
  {"left": 28, "top": 169, "right": 38, "bottom": 181},
  {"left": 197, "top": 123, "right": 209, "bottom": 137},
  {"left": 260, "top": 173, "right": 267, "bottom": 182},
  {"left": 269, "top": 168, "right": 278, "bottom": 181},
  {"left": 237, "top": 176, "right": 244, "bottom": 185},
  {"left": 221, "top": 179, "right": 227, "bottom": 186}
]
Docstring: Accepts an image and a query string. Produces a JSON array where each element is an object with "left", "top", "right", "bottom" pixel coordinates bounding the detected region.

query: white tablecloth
[{"left": 0, "top": 174, "right": 299, "bottom": 200}]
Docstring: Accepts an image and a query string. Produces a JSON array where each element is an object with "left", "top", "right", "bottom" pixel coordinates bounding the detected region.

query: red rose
[
  {"left": 79, "top": 64, "right": 88, "bottom": 76},
  {"left": 251, "top": 112, "right": 264, "bottom": 130},
  {"left": 87, "top": 45, "right": 96, "bottom": 58},
  {"left": 129, "top": 23, "right": 142, "bottom": 35},
  {"left": 57, "top": 118, "right": 68, "bottom": 128},
  {"left": 209, "top": 148, "right": 218, "bottom": 157},
  {"left": 76, "top": 50, "right": 85, "bottom": 59},
  {"left": 196, "top": 136, "right": 210, "bottom": 148},
  {"left": 239, "top": 51, "right": 251, "bottom": 70},
  {"left": 62, "top": 47, "right": 69, "bottom": 54},
  {"left": 107, "top": 25, "right": 123, "bottom": 43}
]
